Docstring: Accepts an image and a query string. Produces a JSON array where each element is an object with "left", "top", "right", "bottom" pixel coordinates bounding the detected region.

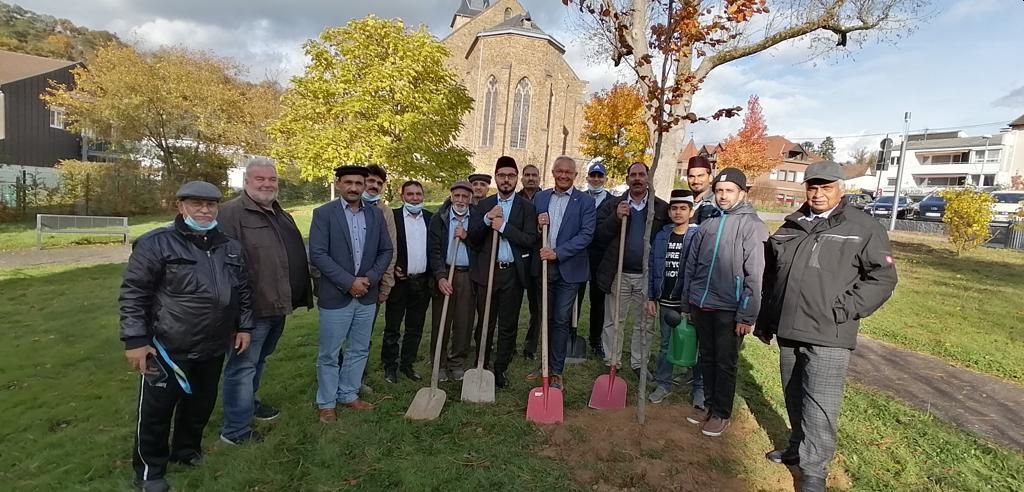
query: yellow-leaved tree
[
  {"left": 940, "top": 188, "right": 994, "bottom": 255},
  {"left": 580, "top": 83, "right": 650, "bottom": 180},
  {"left": 270, "top": 17, "right": 473, "bottom": 185}
]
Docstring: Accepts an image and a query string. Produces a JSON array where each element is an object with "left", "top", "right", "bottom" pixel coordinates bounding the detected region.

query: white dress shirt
[{"left": 403, "top": 209, "right": 428, "bottom": 275}]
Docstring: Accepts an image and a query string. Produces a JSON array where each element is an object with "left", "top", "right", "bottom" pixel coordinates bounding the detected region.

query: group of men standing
[{"left": 119, "top": 151, "right": 897, "bottom": 492}]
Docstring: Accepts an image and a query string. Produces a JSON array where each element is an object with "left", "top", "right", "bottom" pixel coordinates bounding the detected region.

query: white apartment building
[{"left": 852, "top": 114, "right": 1024, "bottom": 196}]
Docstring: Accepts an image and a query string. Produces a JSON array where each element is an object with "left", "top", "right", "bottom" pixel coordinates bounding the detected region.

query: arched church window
[
  {"left": 504, "top": 7, "right": 513, "bottom": 19},
  {"left": 480, "top": 76, "right": 498, "bottom": 147},
  {"left": 510, "top": 78, "right": 531, "bottom": 149}
]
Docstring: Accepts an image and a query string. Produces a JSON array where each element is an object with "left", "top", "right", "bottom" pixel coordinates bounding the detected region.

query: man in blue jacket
[
  {"left": 681, "top": 168, "right": 768, "bottom": 437},
  {"left": 646, "top": 189, "right": 703, "bottom": 407},
  {"left": 309, "top": 165, "right": 393, "bottom": 423},
  {"left": 532, "top": 156, "right": 595, "bottom": 388}
]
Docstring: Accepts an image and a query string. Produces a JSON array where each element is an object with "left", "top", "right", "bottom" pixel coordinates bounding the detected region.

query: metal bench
[{"left": 36, "top": 214, "right": 130, "bottom": 249}]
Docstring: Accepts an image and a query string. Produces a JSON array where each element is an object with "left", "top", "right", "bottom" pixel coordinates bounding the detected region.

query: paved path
[
  {"left": 0, "top": 244, "right": 129, "bottom": 269},
  {"left": 849, "top": 336, "right": 1024, "bottom": 451}
]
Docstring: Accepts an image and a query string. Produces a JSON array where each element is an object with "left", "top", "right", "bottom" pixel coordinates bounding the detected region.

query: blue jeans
[
  {"left": 546, "top": 276, "right": 581, "bottom": 376},
  {"left": 655, "top": 305, "right": 704, "bottom": 399},
  {"left": 221, "top": 315, "right": 285, "bottom": 439},
  {"left": 317, "top": 302, "right": 376, "bottom": 408}
]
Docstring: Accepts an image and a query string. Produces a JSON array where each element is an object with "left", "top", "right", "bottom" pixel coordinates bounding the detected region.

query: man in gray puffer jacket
[{"left": 681, "top": 167, "right": 768, "bottom": 437}]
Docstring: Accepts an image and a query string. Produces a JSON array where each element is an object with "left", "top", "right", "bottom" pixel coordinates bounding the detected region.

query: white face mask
[{"left": 587, "top": 184, "right": 605, "bottom": 193}]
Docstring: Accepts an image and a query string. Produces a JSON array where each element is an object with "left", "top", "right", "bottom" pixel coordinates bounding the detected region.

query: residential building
[
  {"left": 682, "top": 135, "right": 817, "bottom": 204},
  {"left": 0, "top": 50, "right": 83, "bottom": 204},
  {"left": 442, "top": 0, "right": 587, "bottom": 185},
  {"left": 860, "top": 114, "right": 1024, "bottom": 196}
]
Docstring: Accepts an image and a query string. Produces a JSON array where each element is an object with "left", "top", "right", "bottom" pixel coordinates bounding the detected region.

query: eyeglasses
[{"left": 495, "top": 172, "right": 518, "bottom": 180}]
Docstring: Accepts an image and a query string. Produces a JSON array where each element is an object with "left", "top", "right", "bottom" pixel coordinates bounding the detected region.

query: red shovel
[
  {"left": 588, "top": 218, "right": 628, "bottom": 410},
  {"left": 526, "top": 224, "right": 563, "bottom": 424}
]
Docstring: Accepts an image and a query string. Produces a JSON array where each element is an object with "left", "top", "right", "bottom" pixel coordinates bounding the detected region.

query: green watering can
[{"left": 664, "top": 309, "right": 698, "bottom": 367}]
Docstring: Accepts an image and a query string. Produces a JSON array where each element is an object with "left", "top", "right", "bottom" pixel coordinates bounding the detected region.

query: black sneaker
[
  {"left": 766, "top": 449, "right": 800, "bottom": 465},
  {"left": 591, "top": 344, "right": 606, "bottom": 360},
  {"left": 495, "top": 372, "right": 509, "bottom": 388},
  {"left": 400, "top": 367, "right": 422, "bottom": 381},
  {"left": 522, "top": 351, "right": 536, "bottom": 360},
  {"left": 253, "top": 402, "right": 280, "bottom": 421},
  {"left": 219, "top": 430, "right": 264, "bottom": 445},
  {"left": 169, "top": 453, "right": 202, "bottom": 467},
  {"left": 384, "top": 368, "right": 398, "bottom": 384},
  {"left": 134, "top": 478, "right": 170, "bottom": 492}
]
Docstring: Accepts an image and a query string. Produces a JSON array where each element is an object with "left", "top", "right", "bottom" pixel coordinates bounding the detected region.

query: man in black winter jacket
[
  {"left": 755, "top": 161, "right": 898, "bottom": 492},
  {"left": 119, "top": 181, "right": 254, "bottom": 492}
]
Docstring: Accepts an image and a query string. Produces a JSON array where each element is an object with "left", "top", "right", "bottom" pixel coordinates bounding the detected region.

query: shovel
[
  {"left": 405, "top": 238, "right": 461, "bottom": 421},
  {"left": 589, "top": 218, "right": 628, "bottom": 410},
  {"left": 527, "top": 225, "right": 564, "bottom": 424},
  {"left": 565, "top": 298, "right": 587, "bottom": 364},
  {"left": 461, "top": 229, "right": 498, "bottom": 404}
]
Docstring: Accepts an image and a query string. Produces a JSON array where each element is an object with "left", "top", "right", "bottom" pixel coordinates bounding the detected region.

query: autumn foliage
[
  {"left": 581, "top": 83, "right": 650, "bottom": 180},
  {"left": 716, "top": 95, "right": 779, "bottom": 179},
  {"left": 940, "top": 189, "right": 995, "bottom": 256}
]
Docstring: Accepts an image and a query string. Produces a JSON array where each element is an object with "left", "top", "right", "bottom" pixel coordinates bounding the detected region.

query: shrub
[{"left": 939, "top": 188, "right": 994, "bottom": 255}]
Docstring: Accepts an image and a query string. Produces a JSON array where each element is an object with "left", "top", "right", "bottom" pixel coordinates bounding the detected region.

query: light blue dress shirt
[
  {"left": 447, "top": 209, "right": 471, "bottom": 267},
  {"left": 483, "top": 193, "right": 515, "bottom": 263},
  {"left": 343, "top": 203, "right": 366, "bottom": 273},
  {"left": 547, "top": 187, "right": 572, "bottom": 249}
]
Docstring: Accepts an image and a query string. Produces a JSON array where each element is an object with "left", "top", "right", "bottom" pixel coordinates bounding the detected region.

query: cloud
[{"left": 992, "top": 86, "right": 1024, "bottom": 108}]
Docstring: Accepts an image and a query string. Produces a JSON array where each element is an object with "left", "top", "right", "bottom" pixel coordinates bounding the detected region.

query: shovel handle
[
  {"left": 475, "top": 229, "right": 500, "bottom": 372},
  {"left": 611, "top": 217, "right": 628, "bottom": 368},
  {"left": 540, "top": 224, "right": 549, "bottom": 380},
  {"left": 430, "top": 237, "right": 461, "bottom": 390}
]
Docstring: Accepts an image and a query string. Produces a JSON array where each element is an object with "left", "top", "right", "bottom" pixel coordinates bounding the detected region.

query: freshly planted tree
[
  {"left": 270, "top": 17, "right": 473, "bottom": 186},
  {"left": 581, "top": 83, "right": 650, "bottom": 180},
  {"left": 940, "top": 188, "right": 994, "bottom": 256}
]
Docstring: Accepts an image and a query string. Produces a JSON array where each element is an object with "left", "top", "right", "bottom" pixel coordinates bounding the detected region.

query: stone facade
[{"left": 443, "top": 0, "right": 587, "bottom": 186}]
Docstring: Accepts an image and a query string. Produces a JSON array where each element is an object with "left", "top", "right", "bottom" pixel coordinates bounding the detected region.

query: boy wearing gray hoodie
[{"left": 681, "top": 168, "right": 768, "bottom": 437}]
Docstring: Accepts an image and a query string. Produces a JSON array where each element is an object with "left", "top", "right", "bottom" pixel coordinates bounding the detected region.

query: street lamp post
[{"left": 978, "top": 135, "right": 992, "bottom": 188}]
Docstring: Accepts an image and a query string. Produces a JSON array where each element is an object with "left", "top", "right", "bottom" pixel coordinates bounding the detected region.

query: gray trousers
[
  {"left": 601, "top": 272, "right": 653, "bottom": 368},
  {"left": 780, "top": 340, "right": 851, "bottom": 480}
]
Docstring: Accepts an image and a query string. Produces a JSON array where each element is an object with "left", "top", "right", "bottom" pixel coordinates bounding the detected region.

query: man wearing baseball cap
[
  {"left": 119, "top": 181, "right": 254, "bottom": 491},
  {"left": 756, "top": 160, "right": 898, "bottom": 492},
  {"left": 578, "top": 159, "right": 612, "bottom": 356},
  {"left": 680, "top": 167, "right": 768, "bottom": 437}
]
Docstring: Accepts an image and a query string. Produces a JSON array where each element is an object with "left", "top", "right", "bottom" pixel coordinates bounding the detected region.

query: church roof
[
  {"left": 455, "top": 0, "right": 489, "bottom": 17},
  {"left": 476, "top": 13, "right": 565, "bottom": 52}
]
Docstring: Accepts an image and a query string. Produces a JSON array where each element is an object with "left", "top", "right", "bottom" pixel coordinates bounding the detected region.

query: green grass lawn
[
  {"left": 859, "top": 233, "right": 1024, "bottom": 383},
  {"left": 2, "top": 246, "right": 1024, "bottom": 490}
]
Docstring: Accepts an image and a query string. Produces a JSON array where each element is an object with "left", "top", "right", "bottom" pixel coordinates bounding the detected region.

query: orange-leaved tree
[
  {"left": 716, "top": 95, "right": 780, "bottom": 179},
  {"left": 581, "top": 83, "right": 650, "bottom": 180}
]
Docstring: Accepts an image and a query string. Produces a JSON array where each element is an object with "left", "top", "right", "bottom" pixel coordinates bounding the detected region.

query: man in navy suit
[
  {"left": 309, "top": 165, "right": 393, "bottom": 423},
  {"left": 468, "top": 156, "right": 538, "bottom": 389},
  {"left": 533, "top": 156, "right": 595, "bottom": 389}
]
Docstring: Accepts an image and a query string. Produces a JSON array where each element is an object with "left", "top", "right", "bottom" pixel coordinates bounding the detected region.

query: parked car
[
  {"left": 868, "top": 195, "right": 913, "bottom": 219},
  {"left": 844, "top": 193, "right": 873, "bottom": 210},
  {"left": 990, "top": 191, "right": 1024, "bottom": 225},
  {"left": 915, "top": 193, "right": 946, "bottom": 221}
]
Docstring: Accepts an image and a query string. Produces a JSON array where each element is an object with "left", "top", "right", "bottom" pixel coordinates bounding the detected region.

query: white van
[{"left": 990, "top": 191, "right": 1024, "bottom": 225}]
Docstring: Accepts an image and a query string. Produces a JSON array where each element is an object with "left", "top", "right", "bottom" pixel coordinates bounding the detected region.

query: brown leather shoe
[
  {"left": 701, "top": 416, "right": 730, "bottom": 437},
  {"left": 318, "top": 408, "right": 337, "bottom": 423},
  {"left": 344, "top": 399, "right": 374, "bottom": 411},
  {"left": 685, "top": 406, "right": 710, "bottom": 425}
]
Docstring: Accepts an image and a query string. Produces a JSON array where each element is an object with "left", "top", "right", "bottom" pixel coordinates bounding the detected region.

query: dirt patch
[{"left": 541, "top": 405, "right": 795, "bottom": 491}]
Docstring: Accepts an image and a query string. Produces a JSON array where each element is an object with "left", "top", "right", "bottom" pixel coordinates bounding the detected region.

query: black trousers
[
  {"left": 522, "top": 274, "right": 541, "bottom": 355},
  {"left": 133, "top": 354, "right": 224, "bottom": 481},
  {"left": 693, "top": 309, "right": 743, "bottom": 419},
  {"left": 381, "top": 275, "right": 432, "bottom": 371},
  {"left": 578, "top": 276, "right": 605, "bottom": 348},
  {"left": 475, "top": 267, "right": 524, "bottom": 374}
]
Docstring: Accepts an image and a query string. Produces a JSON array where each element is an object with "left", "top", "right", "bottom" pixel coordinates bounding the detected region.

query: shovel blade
[
  {"left": 526, "top": 386, "right": 564, "bottom": 424},
  {"left": 565, "top": 334, "right": 588, "bottom": 364},
  {"left": 588, "top": 373, "right": 627, "bottom": 409},
  {"left": 460, "top": 368, "right": 495, "bottom": 403},
  {"left": 404, "top": 387, "right": 447, "bottom": 421}
]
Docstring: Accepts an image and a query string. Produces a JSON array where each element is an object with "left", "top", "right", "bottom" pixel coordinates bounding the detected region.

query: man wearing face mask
[
  {"left": 681, "top": 168, "right": 768, "bottom": 438},
  {"left": 380, "top": 180, "right": 434, "bottom": 383},
  {"left": 217, "top": 157, "right": 312, "bottom": 445},
  {"left": 363, "top": 164, "right": 399, "bottom": 304},
  {"left": 119, "top": 181, "right": 253, "bottom": 492},
  {"left": 428, "top": 181, "right": 477, "bottom": 382},
  {"left": 518, "top": 164, "right": 543, "bottom": 360},
  {"left": 579, "top": 160, "right": 610, "bottom": 357}
]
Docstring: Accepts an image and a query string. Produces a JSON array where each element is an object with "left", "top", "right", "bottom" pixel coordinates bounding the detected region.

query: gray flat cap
[
  {"left": 176, "top": 181, "right": 222, "bottom": 201},
  {"left": 803, "top": 160, "right": 845, "bottom": 183}
]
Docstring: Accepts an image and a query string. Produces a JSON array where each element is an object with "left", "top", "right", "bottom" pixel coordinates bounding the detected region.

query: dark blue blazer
[
  {"left": 309, "top": 200, "right": 394, "bottom": 309},
  {"left": 534, "top": 187, "right": 596, "bottom": 283}
]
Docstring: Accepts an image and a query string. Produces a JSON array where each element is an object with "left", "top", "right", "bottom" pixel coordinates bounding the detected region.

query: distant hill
[{"left": 0, "top": 1, "right": 123, "bottom": 61}]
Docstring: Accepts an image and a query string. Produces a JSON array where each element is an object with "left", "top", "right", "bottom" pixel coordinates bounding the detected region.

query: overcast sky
[{"left": 13, "top": 0, "right": 1024, "bottom": 159}]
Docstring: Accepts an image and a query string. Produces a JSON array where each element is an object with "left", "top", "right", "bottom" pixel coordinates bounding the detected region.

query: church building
[{"left": 442, "top": 0, "right": 587, "bottom": 183}]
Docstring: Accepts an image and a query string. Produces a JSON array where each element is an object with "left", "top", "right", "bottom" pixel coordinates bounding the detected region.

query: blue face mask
[
  {"left": 404, "top": 202, "right": 423, "bottom": 214},
  {"left": 588, "top": 185, "right": 605, "bottom": 193},
  {"left": 362, "top": 191, "right": 381, "bottom": 203},
  {"left": 184, "top": 214, "right": 217, "bottom": 232}
]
